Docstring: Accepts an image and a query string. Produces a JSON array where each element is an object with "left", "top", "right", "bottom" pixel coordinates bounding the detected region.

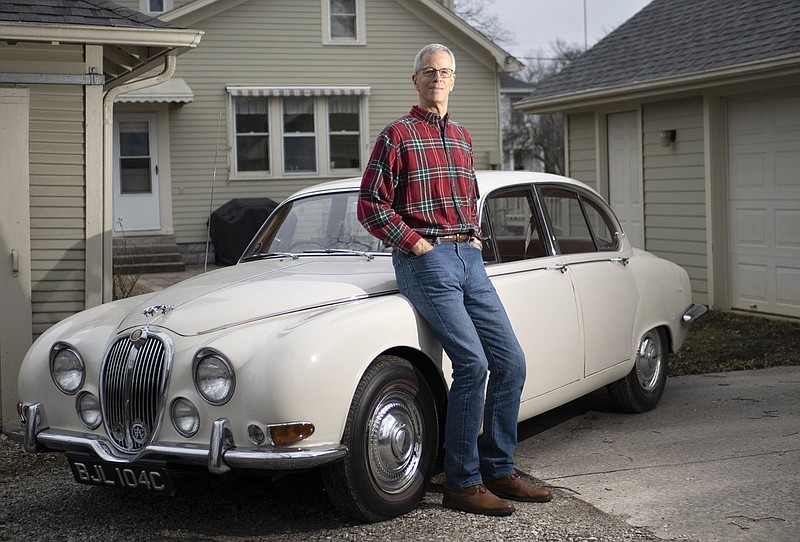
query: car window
[
  {"left": 539, "top": 187, "right": 620, "bottom": 254},
  {"left": 481, "top": 187, "right": 549, "bottom": 263},
  {"left": 243, "top": 191, "right": 389, "bottom": 257}
]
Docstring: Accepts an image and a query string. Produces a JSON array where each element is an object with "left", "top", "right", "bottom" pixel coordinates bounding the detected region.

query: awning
[
  {"left": 115, "top": 77, "right": 194, "bottom": 104},
  {"left": 226, "top": 85, "right": 371, "bottom": 97}
]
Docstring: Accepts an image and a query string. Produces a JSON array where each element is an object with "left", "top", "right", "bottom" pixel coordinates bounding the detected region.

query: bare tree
[
  {"left": 454, "top": 0, "right": 514, "bottom": 46},
  {"left": 505, "top": 40, "right": 585, "bottom": 174}
]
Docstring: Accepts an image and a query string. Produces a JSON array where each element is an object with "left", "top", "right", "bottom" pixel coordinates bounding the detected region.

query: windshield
[{"left": 242, "top": 190, "right": 391, "bottom": 259}]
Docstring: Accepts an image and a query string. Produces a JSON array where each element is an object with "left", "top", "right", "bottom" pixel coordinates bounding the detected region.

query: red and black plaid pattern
[{"left": 358, "top": 106, "right": 480, "bottom": 254}]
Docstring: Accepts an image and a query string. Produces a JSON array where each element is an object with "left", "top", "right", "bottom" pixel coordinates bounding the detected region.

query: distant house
[
  {"left": 0, "top": 0, "right": 201, "bottom": 425},
  {"left": 500, "top": 74, "right": 537, "bottom": 171},
  {"left": 112, "top": 0, "right": 522, "bottom": 264},
  {"left": 516, "top": 0, "right": 800, "bottom": 320}
]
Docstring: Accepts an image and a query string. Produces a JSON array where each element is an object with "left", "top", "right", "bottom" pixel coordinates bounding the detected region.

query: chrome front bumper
[{"left": 6, "top": 403, "right": 347, "bottom": 474}]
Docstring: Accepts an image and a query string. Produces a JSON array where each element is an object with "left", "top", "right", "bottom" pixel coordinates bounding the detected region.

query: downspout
[{"left": 101, "top": 53, "right": 177, "bottom": 302}]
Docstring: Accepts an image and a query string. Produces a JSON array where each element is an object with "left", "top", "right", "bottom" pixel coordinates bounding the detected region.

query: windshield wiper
[
  {"left": 319, "top": 248, "right": 375, "bottom": 261},
  {"left": 241, "top": 252, "right": 299, "bottom": 262}
]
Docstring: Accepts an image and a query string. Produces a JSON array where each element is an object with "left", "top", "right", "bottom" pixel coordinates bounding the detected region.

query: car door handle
[
  {"left": 548, "top": 263, "right": 568, "bottom": 274},
  {"left": 610, "top": 257, "right": 629, "bottom": 266}
]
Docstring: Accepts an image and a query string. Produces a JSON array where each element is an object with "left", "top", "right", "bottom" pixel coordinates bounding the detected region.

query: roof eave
[
  {"left": 516, "top": 53, "right": 800, "bottom": 114},
  {"left": 0, "top": 22, "right": 203, "bottom": 48},
  {"left": 398, "top": 0, "right": 523, "bottom": 73}
]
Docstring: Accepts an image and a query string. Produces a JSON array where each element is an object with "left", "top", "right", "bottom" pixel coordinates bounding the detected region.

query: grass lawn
[{"left": 671, "top": 310, "right": 800, "bottom": 376}]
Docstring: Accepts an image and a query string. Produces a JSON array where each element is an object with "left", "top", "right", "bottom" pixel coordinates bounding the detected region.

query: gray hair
[{"left": 413, "top": 43, "right": 456, "bottom": 73}]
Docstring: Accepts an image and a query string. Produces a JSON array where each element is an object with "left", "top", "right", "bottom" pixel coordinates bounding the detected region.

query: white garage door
[{"left": 727, "top": 90, "right": 800, "bottom": 318}]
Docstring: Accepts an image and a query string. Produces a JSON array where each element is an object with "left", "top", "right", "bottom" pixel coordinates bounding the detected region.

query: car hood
[{"left": 118, "top": 257, "right": 397, "bottom": 336}]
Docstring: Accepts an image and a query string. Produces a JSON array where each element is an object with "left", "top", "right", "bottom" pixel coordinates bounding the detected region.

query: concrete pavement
[{"left": 514, "top": 366, "right": 800, "bottom": 541}]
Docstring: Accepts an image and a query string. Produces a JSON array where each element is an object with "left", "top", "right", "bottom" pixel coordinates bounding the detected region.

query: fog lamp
[
  {"left": 248, "top": 424, "right": 266, "bottom": 446},
  {"left": 76, "top": 392, "right": 102, "bottom": 430},
  {"left": 171, "top": 397, "right": 200, "bottom": 437},
  {"left": 268, "top": 422, "right": 315, "bottom": 446}
]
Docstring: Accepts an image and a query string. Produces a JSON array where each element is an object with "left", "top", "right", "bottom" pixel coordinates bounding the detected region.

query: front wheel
[
  {"left": 321, "top": 356, "right": 438, "bottom": 522},
  {"left": 607, "top": 328, "right": 668, "bottom": 413}
]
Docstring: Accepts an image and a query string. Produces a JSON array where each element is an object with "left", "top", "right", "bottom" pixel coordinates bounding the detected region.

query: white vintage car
[{"left": 9, "top": 171, "right": 705, "bottom": 522}]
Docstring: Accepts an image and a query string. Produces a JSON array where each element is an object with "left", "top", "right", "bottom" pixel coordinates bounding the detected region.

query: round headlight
[
  {"left": 193, "top": 351, "right": 235, "bottom": 405},
  {"left": 76, "top": 392, "right": 101, "bottom": 430},
  {"left": 50, "top": 344, "right": 85, "bottom": 394},
  {"left": 171, "top": 397, "right": 200, "bottom": 437}
]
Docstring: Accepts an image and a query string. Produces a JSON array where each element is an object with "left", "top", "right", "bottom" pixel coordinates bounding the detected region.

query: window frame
[
  {"left": 140, "top": 0, "right": 172, "bottom": 15},
  {"left": 227, "top": 88, "right": 368, "bottom": 180},
  {"left": 322, "top": 0, "right": 366, "bottom": 45}
]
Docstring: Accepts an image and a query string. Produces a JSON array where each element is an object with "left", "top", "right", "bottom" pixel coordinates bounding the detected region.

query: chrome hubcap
[
  {"left": 367, "top": 389, "right": 424, "bottom": 494},
  {"left": 635, "top": 331, "right": 663, "bottom": 392}
]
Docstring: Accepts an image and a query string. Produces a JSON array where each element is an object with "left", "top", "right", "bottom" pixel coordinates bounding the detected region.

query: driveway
[{"left": 514, "top": 366, "right": 800, "bottom": 541}]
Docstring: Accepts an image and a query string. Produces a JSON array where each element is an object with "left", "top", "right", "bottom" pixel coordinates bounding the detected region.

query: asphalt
[
  {"left": 515, "top": 366, "right": 800, "bottom": 542},
  {"left": 134, "top": 267, "right": 800, "bottom": 541}
]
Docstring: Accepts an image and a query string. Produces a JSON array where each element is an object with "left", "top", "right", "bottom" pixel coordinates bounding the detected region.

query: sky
[{"left": 482, "top": 0, "right": 651, "bottom": 60}]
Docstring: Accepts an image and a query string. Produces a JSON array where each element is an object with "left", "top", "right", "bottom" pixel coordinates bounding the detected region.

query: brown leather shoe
[
  {"left": 483, "top": 473, "right": 553, "bottom": 503},
  {"left": 442, "top": 484, "right": 515, "bottom": 516}
]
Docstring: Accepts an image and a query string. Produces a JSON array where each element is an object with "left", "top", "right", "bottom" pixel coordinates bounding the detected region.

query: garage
[{"left": 727, "top": 89, "right": 800, "bottom": 318}]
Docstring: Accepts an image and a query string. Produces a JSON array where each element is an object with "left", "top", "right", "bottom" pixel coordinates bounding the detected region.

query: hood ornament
[{"left": 143, "top": 304, "right": 174, "bottom": 318}]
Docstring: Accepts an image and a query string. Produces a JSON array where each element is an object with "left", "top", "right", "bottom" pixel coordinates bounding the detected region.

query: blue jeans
[{"left": 393, "top": 241, "right": 526, "bottom": 490}]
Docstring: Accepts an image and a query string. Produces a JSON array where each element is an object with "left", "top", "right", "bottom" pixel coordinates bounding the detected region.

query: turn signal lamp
[{"left": 268, "top": 422, "right": 315, "bottom": 446}]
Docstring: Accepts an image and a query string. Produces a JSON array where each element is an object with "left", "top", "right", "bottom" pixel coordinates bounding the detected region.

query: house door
[
  {"left": 0, "top": 89, "right": 32, "bottom": 425},
  {"left": 727, "top": 90, "right": 800, "bottom": 318},
  {"left": 113, "top": 113, "right": 161, "bottom": 232},
  {"left": 607, "top": 111, "right": 643, "bottom": 248}
]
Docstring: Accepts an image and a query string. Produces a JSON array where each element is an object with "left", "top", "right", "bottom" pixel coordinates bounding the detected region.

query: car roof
[{"left": 290, "top": 171, "right": 598, "bottom": 200}]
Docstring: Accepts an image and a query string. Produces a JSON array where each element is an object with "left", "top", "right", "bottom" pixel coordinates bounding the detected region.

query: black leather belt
[{"left": 424, "top": 233, "right": 471, "bottom": 243}]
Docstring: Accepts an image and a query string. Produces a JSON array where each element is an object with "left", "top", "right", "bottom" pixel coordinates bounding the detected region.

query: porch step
[{"left": 113, "top": 235, "right": 186, "bottom": 275}]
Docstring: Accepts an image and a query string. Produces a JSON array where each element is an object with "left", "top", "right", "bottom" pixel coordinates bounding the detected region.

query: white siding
[
  {"left": 642, "top": 97, "right": 708, "bottom": 301},
  {"left": 150, "top": 0, "right": 503, "bottom": 244}
]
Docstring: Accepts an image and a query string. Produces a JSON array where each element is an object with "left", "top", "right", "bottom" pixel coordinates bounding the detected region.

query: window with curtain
[
  {"left": 235, "top": 97, "right": 270, "bottom": 173},
  {"left": 283, "top": 97, "right": 317, "bottom": 173},
  {"left": 330, "top": 0, "right": 357, "bottom": 39},
  {"left": 229, "top": 89, "right": 366, "bottom": 178},
  {"left": 328, "top": 96, "right": 360, "bottom": 170}
]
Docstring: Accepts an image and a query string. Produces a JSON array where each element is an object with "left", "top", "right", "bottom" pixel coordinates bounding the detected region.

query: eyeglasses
[{"left": 417, "top": 67, "right": 455, "bottom": 79}]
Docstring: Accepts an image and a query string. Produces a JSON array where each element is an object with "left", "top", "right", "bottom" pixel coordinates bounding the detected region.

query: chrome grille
[{"left": 101, "top": 331, "right": 170, "bottom": 452}]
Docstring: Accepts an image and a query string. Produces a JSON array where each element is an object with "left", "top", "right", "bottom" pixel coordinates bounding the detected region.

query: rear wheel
[
  {"left": 322, "top": 355, "right": 438, "bottom": 522},
  {"left": 608, "top": 328, "right": 668, "bottom": 413}
]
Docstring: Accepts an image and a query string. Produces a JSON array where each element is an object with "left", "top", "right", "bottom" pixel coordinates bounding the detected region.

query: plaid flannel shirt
[{"left": 357, "top": 105, "right": 481, "bottom": 254}]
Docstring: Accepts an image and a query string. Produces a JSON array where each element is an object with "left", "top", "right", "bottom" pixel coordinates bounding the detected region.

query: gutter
[
  {"left": 0, "top": 23, "right": 203, "bottom": 48},
  {"left": 516, "top": 53, "right": 800, "bottom": 114},
  {"left": 100, "top": 54, "right": 178, "bottom": 301}
]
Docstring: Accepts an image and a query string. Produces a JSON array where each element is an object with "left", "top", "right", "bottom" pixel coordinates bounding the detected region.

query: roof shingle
[
  {"left": 527, "top": 0, "right": 800, "bottom": 101},
  {"left": 0, "top": 0, "right": 175, "bottom": 29}
]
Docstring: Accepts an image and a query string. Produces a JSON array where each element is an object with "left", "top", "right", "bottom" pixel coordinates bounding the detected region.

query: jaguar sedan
[{"left": 9, "top": 171, "right": 705, "bottom": 522}]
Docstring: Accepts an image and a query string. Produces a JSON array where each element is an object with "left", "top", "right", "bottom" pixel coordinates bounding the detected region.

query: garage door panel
[
  {"left": 776, "top": 150, "right": 800, "bottom": 191},
  {"left": 732, "top": 208, "right": 766, "bottom": 247},
  {"left": 734, "top": 262, "right": 769, "bottom": 303},
  {"left": 728, "top": 89, "right": 800, "bottom": 318},
  {"left": 776, "top": 210, "right": 800, "bottom": 250},
  {"left": 777, "top": 268, "right": 800, "bottom": 311}
]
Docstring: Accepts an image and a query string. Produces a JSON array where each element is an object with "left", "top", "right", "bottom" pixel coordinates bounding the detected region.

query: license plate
[{"left": 67, "top": 453, "right": 176, "bottom": 495}]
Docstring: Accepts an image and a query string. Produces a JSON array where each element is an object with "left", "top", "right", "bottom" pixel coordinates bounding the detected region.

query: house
[
  {"left": 0, "top": 0, "right": 202, "bottom": 426},
  {"left": 111, "top": 0, "right": 522, "bottom": 264},
  {"left": 516, "top": 0, "right": 800, "bottom": 320},
  {"left": 499, "top": 74, "right": 537, "bottom": 171}
]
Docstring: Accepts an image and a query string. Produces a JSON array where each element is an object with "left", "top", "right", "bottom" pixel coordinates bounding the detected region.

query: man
[{"left": 357, "top": 43, "right": 553, "bottom": 516}]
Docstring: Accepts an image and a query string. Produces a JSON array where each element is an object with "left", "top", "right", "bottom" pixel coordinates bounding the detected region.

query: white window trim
[
  {"left": 139, "top": 0, "right": 172, "bottom": 15},
  {"left": 321, "top": 0, "right": 366, "bottom": 45},
  {"left": 226, "top": 86, "right": 370, "bottom": 180}
]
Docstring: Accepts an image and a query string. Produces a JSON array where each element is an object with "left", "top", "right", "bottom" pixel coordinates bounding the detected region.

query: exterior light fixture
[{"left": 660, "top": 130, "right": 677, "bottom": 147}]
